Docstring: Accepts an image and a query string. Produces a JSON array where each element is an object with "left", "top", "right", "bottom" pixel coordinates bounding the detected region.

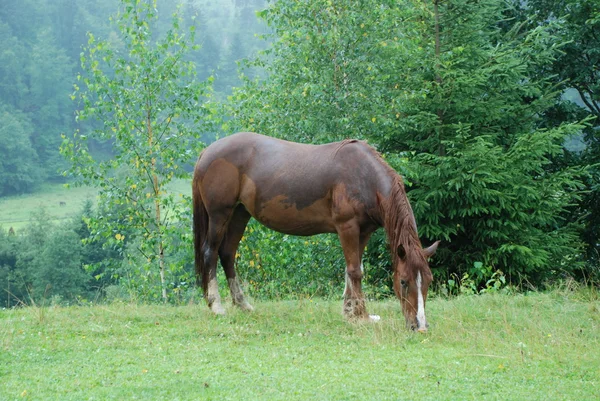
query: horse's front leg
[{"left": 337, "top": 221, "right": 370, "bottom": 320}]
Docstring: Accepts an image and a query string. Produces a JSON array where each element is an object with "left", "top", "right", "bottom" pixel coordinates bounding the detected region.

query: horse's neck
[{"left": 379, "top": 176, "right": 420, "bottom": 247}]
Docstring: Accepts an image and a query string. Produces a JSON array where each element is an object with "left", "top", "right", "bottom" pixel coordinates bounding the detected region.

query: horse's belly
[
  {"left": 258, "top": 216, "right": 335, "bottom": 236},
  {"left": 246, "top": 195, "right": 336, "bottom": 236}
]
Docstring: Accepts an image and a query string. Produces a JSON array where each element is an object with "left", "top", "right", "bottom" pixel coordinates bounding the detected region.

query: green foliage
[
  {"left": 0, "top": 210, "right": 94, "bottom": 307},
  {"left": 395, "top": 0, "right": 590, "bottom": 284},
  {"left": 75, "top": 200, "right": 124, "bottom": 291},
  {"left": 409, "top": 126, "right": 587, "bottom": 284},
  {"left": 61, "top": 0, "right": 214, "bottom": 302},
  {"left": 518, "top": 0, "right": 600, "bottom": 271},
  {"left": 231, "top": 0, "right": 590, "bottom": 289},
  {"left": 117, "top": 213, "right": 196, "bottom": 304},
  {"left": 229, "top": 0, "right": 403, "bottom": 142},
  {"left": 0, "top": 227, "right": 24, "bottom": 307},
  {"left": 444, "top": 261, "right": 508, "bottom": 296},
  {"left": 0, "top": 105, "right": 40, "bottom": 195},
  {"left": 234, "top": 221, "right": 346, "bottom": 299},
  {"left": 0, "top": 1, "right": 75, "bottom": 188}
]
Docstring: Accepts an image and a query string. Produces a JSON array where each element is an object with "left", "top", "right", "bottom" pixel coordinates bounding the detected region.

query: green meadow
[
  {"left": 1, "top": 289, "right": 598, "bottom": 400},
  {"left": 0, "top": 180, "right": 191, "bottom": 231},
  {"left": 0, "top": 184, "right": 96, "bottom": 230}
]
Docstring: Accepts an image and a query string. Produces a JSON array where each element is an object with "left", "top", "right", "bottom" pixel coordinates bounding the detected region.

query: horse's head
[{"left": 392, "top": 241, "right": 439, "bottom": 333}]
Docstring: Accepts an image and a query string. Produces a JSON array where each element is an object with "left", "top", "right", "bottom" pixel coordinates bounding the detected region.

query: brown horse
[{"left": 192, "top": 132, "right": 438, "bottom": 331}]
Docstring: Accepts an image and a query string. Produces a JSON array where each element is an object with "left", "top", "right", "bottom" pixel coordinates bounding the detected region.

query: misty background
[{"left": 0, "top": 0, "right": 268, "bottom": 197}]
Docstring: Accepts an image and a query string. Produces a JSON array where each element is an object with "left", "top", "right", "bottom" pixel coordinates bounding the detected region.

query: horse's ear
[
  {"left": 397, "top": 244, "right": 407, "bottom": 260},
  {"left": 423, "top": 241, "right": 440, "bottom": 258}
]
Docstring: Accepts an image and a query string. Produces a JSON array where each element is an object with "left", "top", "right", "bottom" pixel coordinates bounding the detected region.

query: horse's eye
[{"left": 400, "top": 279, "right": 408, "bottom": 288}]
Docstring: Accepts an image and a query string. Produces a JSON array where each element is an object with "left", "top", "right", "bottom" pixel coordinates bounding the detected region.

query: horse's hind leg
[
  {"left": 203, "top": 208, "right": 235, "bottom": 315},
  {"left": 219, "top": 205, "right": 253, "bottom": 311},
  {"left": 200, "top": 159, "right": 242, "bottom": 315}
]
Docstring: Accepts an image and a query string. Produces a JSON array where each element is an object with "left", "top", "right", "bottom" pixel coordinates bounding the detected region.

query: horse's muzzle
[{"left": 411, "top": 319, "right": 429, "bottom": 333}]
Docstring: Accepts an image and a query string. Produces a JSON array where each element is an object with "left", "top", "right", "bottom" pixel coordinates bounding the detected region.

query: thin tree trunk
[
  {"left": 147, "top": 110, "right": 167, "bottom": 303},
  {"left": 154, "top": 174, "right": 167, "bottom": 303}
]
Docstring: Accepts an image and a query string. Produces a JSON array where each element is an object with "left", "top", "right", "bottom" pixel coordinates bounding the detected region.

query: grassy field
[
  {"left": 1, "top": 290, "right": 598, "bottom": 400},
  {"left": 0, "top": 180, "right": 191, "bottom": 231},
  {"left": 0, "top": 184, "right": 97, "bottom": 230}
]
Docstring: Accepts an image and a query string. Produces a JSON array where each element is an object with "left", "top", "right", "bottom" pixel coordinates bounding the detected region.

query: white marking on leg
[
  {"left": 369, "top": 314, "right": 381, "bottom": 322},
  {"left": 343, "top": 271, "right": 349, "bottom": 297},
  {"left": 416, "top": 271, "right": 426, "bottom": 329},
  {"left": 208, "top": 278, "right": 225, "bottom": 315},
  {"left": 208, "top": 277, "right": 219, "bottom": 297},
  {"left": 228, "top": 278, "right": 254, "bottom": 311}
]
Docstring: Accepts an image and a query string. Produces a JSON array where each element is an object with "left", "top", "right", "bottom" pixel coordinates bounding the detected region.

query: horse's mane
[{"left": 364, "top": 146, "right": 427, "bottom": 278}]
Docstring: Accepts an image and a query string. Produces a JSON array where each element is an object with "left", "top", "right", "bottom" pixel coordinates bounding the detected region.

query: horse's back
[{"left": 198, "top": 132, "right": 333, "bottom": 170}]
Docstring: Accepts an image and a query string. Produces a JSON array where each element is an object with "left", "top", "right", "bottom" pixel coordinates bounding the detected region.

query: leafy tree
[
  {"left": 229, "top": 0, "right": 398, "bottom": 142},
  {"left": 61, "top": 0, "right": 214, "bottom": 302},
  {"left": 0, "top": 105, "right": 40, "bottom": 195},
  {"left": 74, "top": 200, "right": 124, "bottom": 293},
  {"left": 231, "top": 0, "right": 587, "bottom": 287},
  {"left": 381, "top": 0, "right": 589, "bottom": 285},
  {"left": 28, "top": 226, "right": 89, "bottom": 302},
  {"left": 10, "top": 210, "right": 91, "bottom": 303},
  {"left": 27, "top": 29, "right": 75, "bottom": 181},
  {"left": 0, "top": 21, "right": 28, "bottom": 110},
  {"left": 215, "top": 33, "right": 245, "bottom": 93}
]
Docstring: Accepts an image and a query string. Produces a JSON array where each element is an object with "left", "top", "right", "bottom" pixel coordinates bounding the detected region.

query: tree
[
  {"left": 61, "top": 0, "right": 214, "bottom": 302},
  {"left": 9, "top": 210, "right": 91, "bottom": 304},
  {"left": 74, "top": 200, "right": 124, "bottom": 293},
  {"left": 0, "top": 21, "right": 28, "bottom": 110},
  {"left": 230, "top": 0, "right": 587, "bottom": 287},
  {"left": 0, "top": 105, "right": 40, "bottom": 195},
  {"left": 518, "top": 0, "right": 600, "bottom": 275},
  {"left": 229, "top": 0, "right": 400, "bottom": 142},
  {"left": 0, "top": 227, "right": 24, "bottom": 307},
  {"left": 27, "top": 28, "right": 75, "bottom": 181}
]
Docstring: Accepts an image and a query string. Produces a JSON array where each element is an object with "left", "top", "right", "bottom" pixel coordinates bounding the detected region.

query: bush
[{"left": 235, "top": 220, "right": 397, "bottom": 300}]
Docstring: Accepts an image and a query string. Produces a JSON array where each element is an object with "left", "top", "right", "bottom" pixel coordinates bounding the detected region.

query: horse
[{"left": 192, "top": 132, "right": 438, "bottom": 332}]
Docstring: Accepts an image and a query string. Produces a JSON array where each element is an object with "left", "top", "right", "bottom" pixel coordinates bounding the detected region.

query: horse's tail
[{"left": 192, "top": 170, "right": 209, "bottom": 295}]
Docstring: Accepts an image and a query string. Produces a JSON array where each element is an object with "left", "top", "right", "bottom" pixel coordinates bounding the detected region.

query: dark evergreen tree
[{"left": 517, "top": 0, "right": 600, "bottom": 276}]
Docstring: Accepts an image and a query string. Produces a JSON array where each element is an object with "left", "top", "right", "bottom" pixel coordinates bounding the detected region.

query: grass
[
  {"left": 1, "top": 290, "right": 599, "bottom": 400},
  {"left": 0, "top": 179, "right": 191, "bottom": 231},
  {"left": 0, "top": 184, "right": 97, "bottom": 230}
]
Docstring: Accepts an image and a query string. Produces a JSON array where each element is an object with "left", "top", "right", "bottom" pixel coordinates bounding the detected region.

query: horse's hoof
[
  {"left": 211, "top": 304, "right": 226, "bottom": 315},
  {"left": 369, "top": 314, "right": 381, "bottom": 322},
  {"left": 238, "top": 302, "right": 254, "bottom": 312}
]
